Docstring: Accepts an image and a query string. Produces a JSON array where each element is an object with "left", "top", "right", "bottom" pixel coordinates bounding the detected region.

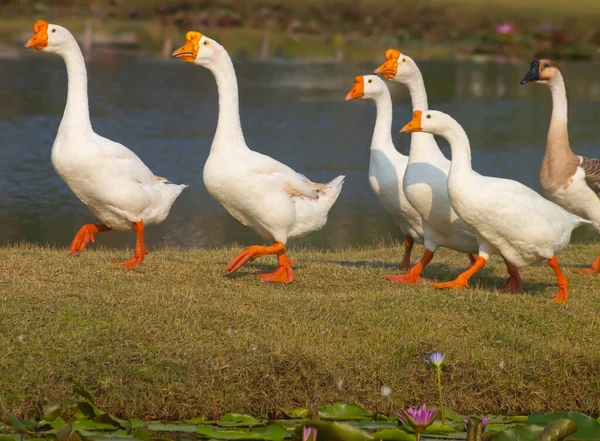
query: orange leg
[
  {"left": 468, "top": 254, "right": 478, "bottom": 267},
  {"left": 69, "top": 224, "right": 111, "bottom": 254},
  {"left": 400, "top": 235, "right": 415, "bottom": 271},
  {"left": 385, "top": 249, "right": 434, "bottom": 284},
  {"left": 225, "top": 241, "right": 295, "bottom": 283},
  {"left": 258, "top": 253, "right": 295, "bottom": 284},
  {"left": 547, "top": 256, "right": 569, "bottom": 303},
  {"left": 111, "top": 220, "right": 146, "bottom": 269},
  {"left": 431, "top": 256, "right": 486, "bottom": 290},
  {"left": 575, "top": 252, "right": 600, "bottom": 274},
  {"left": 500, "top": 260, "right": 524, "bottom": 293}
]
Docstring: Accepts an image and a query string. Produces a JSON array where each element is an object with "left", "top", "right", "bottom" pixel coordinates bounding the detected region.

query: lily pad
[
  {"left": 425, "top": 423, "right": 456, "bottom": 433},
  {"left": 371, "top": 428, "right": 416, "bottom": 441},
  {"left": 487, "top": 423, "right": 513, "bottom": 432},
  {"left": 38, "top": 417, "right": 69, "bottom": 434},
  {"left": 294, "top": 421, "right": 373, "bottom": 441},
  {"left": 253, "top": 424, "right": 287, "bottom": 441},
  {"left": 72, "top": 419, "right": 122, "bottom": 432},
  {"left": 77, "top": 429, "right": 133, "bottom": 439},
  {"left": 183, "top": 418, "right": 206, "bottom": 425},
  {"left": 283, "top": 408, "right": 310, "bottom": 419},
  {"left": 443, "top": 408, "right": 465, "bottom": 423},
  {"left": 527, "top": 412, "right": 600, "bottom": 440},
  {"left": 493, "top": 424, "right": 546, "bottom": 441},
  {"left": 95, "top": 413, "right": 128, "bottom": 429},
  {"left": 319, "top": 403, "right": 372, "bottom": 421},
  {"left": 147, "top": 423, "right": 200, "bottom": 433},
  {"left": 131, "top": 427, "right": 155, "bottom": 441},
  {"left": 489, "top": 416, "right": 529, "bottom": 424},
  {"left": 351, "top": 421, "right": 398, "bottom": 431},
  {"left": 128, "top": 419, "right": 145, "bottom": 430},
  {"left": 536, "top": 419, "right": 578, "bottom": 441},
  {"left": 218, "top": 414, "right": 263, "bottom": 428},
  {"left": 196, "top": 423, "right": 286, "bottom": 440}
]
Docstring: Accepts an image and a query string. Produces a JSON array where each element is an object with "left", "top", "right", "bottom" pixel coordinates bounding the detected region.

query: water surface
[{"left": 1, "top": 56, "right": 599, "bottom": 250}]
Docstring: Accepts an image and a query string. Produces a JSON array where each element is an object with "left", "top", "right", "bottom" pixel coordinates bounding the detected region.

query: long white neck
[
  {"left": 439, "top": 122, "right": 473, "bottom": 176},
  {"left": 205, "top": 53, "right": 247, "bottom": 151},
  {"left": 405, "top": 70, "right": 429, "bottom": 112},
  {"left": 369, "top": 91, "right": 396, "bottom": 154},
  {"left": 57, "top": 38, "right": 92, "bottom": 134},
  {"left": 402, "top": 71, "right": 448, "bottom": 164}
]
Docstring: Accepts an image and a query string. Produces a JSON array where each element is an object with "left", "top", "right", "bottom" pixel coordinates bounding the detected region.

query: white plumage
[
  {"left": 345, "top": 74, "right": 423, "bottom": 270},
  {"left": 173, "top": 31, "right": 343, "bottom": 283},
  {"left": 402, "top": 109, "right": 589, "bottom": 302},
  {"left": 26, "top": 21, "right": 186, "bottom": 268},
  {"left": 375, "top": 50, "right": 522, "bottom": 290}
]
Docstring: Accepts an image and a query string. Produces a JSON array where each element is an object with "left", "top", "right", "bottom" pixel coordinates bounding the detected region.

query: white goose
[
  {"left": 172, "top": 31, "right": 344, "bottom": 283},
  {"left": 344, "top": 75, "right": 423, "bottom": 271},
  {"left": 374, "top": 49, "right": 523, "bottom": 291},
  {"left": 25, "top": 20, "right": 186, "bottom": 268},
  {"left": 521, "top": 59, "right": 600, "bottom": 274},
  {"left": 400, "top": 110, "right": 590, "bottom": 303}
]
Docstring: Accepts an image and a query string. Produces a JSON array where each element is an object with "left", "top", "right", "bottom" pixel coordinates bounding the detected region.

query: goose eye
[
  {"left": 203, "top": 40, "right": 209, "bottom": 46},
  {"left": 426, "top": 114, "right": 431, "bottom": 119},
  {"left": 402, "top": 58, "right": 406, "bottom": 62},
  {"left": 51, "top": 28, "right": 56, "bottom": 33},
  {"left": 368, "top": 79, "right": 372, "bottom": 84},
  {"left": 544, "top": 63, "right": 549, "bottom": 68}
]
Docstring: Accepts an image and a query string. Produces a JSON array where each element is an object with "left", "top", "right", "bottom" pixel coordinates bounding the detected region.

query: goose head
[
  {"left": 400, "top": 110, "right": 453, "bottom": 136},
  {"left": 24, "top": 20, "right": 74, "bottom": 53},
  {"left": 520, "top": 59, "right": 561, "bottom": 86},
  {"left": 344, "top": 75, "right": 388, "bottom": 101},
  {"left": 374, "top": 49, "right": 419, "bottom": 82},
  {"left": 172, "top": 31, "right": 224, "bottom": 66}
]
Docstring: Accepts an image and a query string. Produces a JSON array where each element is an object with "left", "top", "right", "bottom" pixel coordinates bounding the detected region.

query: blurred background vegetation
[{"left": 3, "top": 0, "right": 600, "bottom": 61}]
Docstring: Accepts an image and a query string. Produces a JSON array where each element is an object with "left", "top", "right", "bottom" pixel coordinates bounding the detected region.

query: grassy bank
[
  {"left": 1, "top": 243, "right": 600, "bottom": 421},
  {"left": 4, "top": 0, "right": 600, "bottom": 60}
]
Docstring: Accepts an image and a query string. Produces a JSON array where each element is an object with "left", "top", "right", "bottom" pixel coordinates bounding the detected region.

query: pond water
[{"left": 1, "top": 56, "right": 600, "bottom": 250}]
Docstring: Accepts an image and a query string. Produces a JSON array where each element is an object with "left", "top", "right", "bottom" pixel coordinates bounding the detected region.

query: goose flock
[{"left": 24, "top": 20, "right": 600, "bottom": 303}]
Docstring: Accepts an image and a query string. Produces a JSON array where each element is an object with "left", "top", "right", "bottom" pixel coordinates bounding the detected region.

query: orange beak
[
  {"left": 374, "top": 48, "right": 401, "bottom": 79},
  {"left": 345, "top": 76, "right": 365, "bottom": 101},
  {"left": 172, "top": 31, "right": 202, "bottom": 62},
  {"left": 400, "top": 110, "right": 423, "bottom": 134},
  {"left": 24, "top": 19, "right": 49, "bottom": 50}
]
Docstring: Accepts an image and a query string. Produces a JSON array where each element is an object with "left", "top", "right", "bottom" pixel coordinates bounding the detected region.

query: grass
[{"left": 1, "top": 242, "right": 600, "bottom": 422}]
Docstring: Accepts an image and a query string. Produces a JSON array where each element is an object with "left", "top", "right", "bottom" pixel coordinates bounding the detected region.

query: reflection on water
[{"left": 1, "top": 57, "right": 599, "bottom": 250}]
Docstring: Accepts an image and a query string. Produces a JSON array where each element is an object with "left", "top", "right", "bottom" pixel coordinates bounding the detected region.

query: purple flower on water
[
  {"left": 496, "top": 23, "right": 515, "bottom": 34},
  {"left": 463, "top": 416, "right": 489, "bottom": 431},
  {"left": 395, "top": 404, "right": 438, "bottom": 434},
  {"left": 426, "top": 352, "right": 446, "bottom": 370},
  {"left": 303, "top": 426, "right": 316, "bottom": 441}
]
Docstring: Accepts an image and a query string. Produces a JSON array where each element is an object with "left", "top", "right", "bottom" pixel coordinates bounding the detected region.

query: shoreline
[{"left": 3, "top": 6, "right": 600, "bottom": 63}]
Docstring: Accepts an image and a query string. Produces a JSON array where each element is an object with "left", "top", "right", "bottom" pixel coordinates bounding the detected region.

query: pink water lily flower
[
  {"left": 395, "top": 404, "right": 437, "bottom": 440},
  {"left": 303, "top": 426, "right": 317, "bottom": 441},
  {"left": 463, "top": 416, "right": 489, "bottom": 431}
]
